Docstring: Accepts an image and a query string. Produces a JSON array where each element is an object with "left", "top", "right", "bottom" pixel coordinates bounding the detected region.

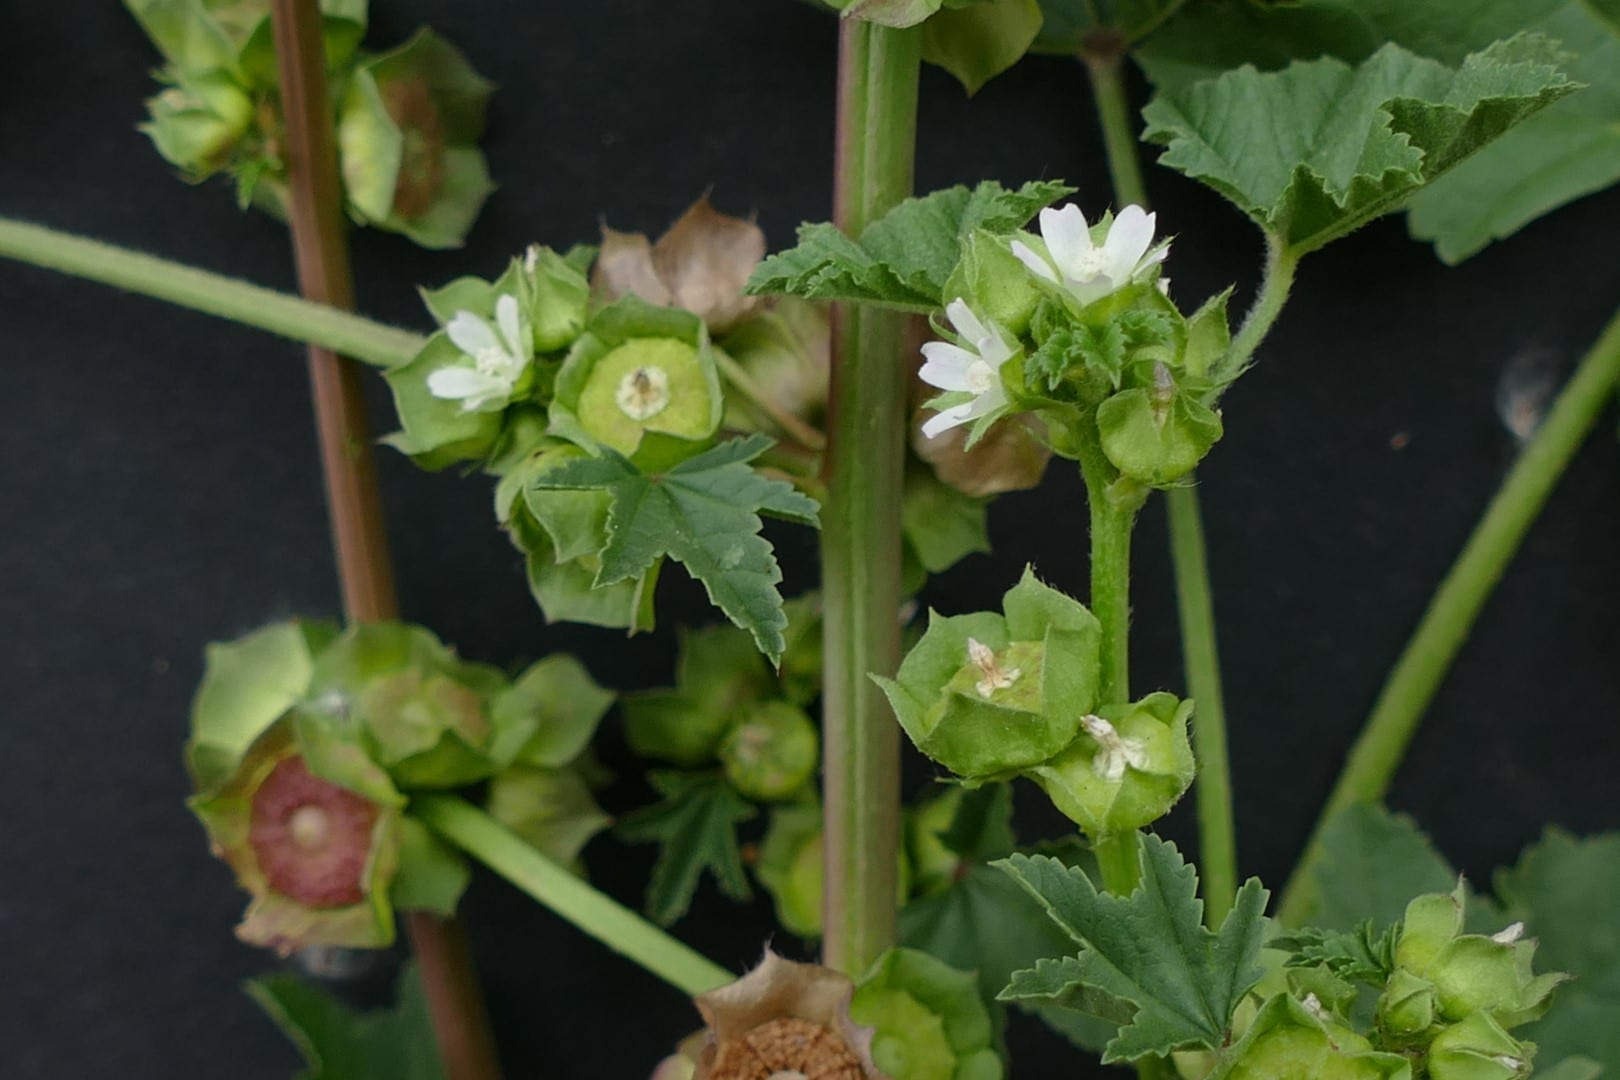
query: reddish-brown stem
[{"left": 268, "top": 2, "right": 502, "bottom": 1077}]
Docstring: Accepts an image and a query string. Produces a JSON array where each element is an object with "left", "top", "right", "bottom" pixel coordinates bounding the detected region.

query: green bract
[
  {"left": 1026, "top": 692, "right": 1195, "bottom": 837},
  {"left": 1213, "top": 995, "right": 1412, "bottom": 1080},
  {"left": 1428, "top": 1014, "right": 1535, "bottom": 1080},
  {"left": 551, "top": 296, "right": 722, "bottom": 466},
  {"left": 485, "top": 766, "right": 612, "bottom": 873},
  {"left": 337, "top": 28, "right": 495, "bottom": 249},
  {"left": 140, "top": 70, "right": 255, "bottom": 177},
  {"left": 852, "top": 948, "right": 1005, "bottom": 1080},
  {"left": 874, "top": 567, "right": 1101, "bottom": 779},
  {"left": 718, "top": 701, "right": 820, "bottom": 802},
  {"left": 1095, "top": 366, "right": 1223, "bottom": 486}
]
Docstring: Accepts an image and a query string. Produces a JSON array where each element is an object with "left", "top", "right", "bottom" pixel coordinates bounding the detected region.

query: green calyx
[
  {"left": 140, "top": 70, "right": 256, "bottom": 177},
  {"left": 718, "top": 701, "right": 819, "bottom": 802},
  {"left": 874, "top": 566, "right": 1101, "bottom": 779},
  {"left": 622, "top": 619, "right": 775, "bottom": 767},
  {"left": 1389, "top": 885, "right": 1566, "bottom": 1030},
  {"left": 1025, "top": 691, "right": 1196, "bottom": 838},
  {"left": 551, "top": 296, "right": 722, "bottom": 465},
  {"left": 337, "top": 28, "right": 494, "bottom": 249},
  {"left": 1427, "top": 1013, "right": 1535, "bottom": 1080},
  {"left": 852, "top": 948, "right": 1004, "bottom": 1080},
  {"left": 1214, "top": 994, "right": 1413, "bottom": 1080}
]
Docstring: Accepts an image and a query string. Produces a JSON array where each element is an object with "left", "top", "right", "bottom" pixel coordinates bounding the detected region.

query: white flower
[
  {"left": 918, "top": 298, "right": 1017, "bottom": 439},
  {"left": 427, "top": 294, "right": 532, "bottom": 412},
  {"left": 1079, "top": 713, "right": 1150, "bottom": 782},
  {"left": 1011, "top": 204, "right": 1169, "bottom": 307}
]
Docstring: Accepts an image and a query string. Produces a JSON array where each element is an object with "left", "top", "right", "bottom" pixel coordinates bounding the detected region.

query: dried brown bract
[{"left": 595, "top": 196, "right": 767, "bottom": 334}]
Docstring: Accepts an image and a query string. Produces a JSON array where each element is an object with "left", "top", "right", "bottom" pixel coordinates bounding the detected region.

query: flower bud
[
  {"left": 874, "top": 568, "right": 1101, "bottom": 779},
  {"left": 757, "top": 802, "right": 910, "bottom": 939},
  {"left": 338, "top": 29, "right": 495, "bottom": 249},
  {"left": 304, "top": 623, "right": 505, "bottom": 790},
  {"left": 688, "top": 950, "right": 885, "bottom": 1079},
  {"left": 851, "top": 949, "right": 1004, "bottom": 1080},
  {"left": 623, "top": 622, "right": 774, "bottom": 766},
  {"left": 1376, "top": 968, "right": 1438, "bottom": 1038},
  {"left": 1219, "top": 994, "right": 1411, "bottom": 1080},
  {"left": 552, "top": 297, "right": 723, "bottom": 466},
  {"left": 1427, "top": 1013, "right": 1534, "bottom": 1080},
  {"left": 1395, "top": 889, "right": 1465, "bottom": 975},
  {"left": 141, "top": 71, "right": 255, "bottom": 176},
  {"left": 943, "top": 229, "right": 1044, "bottom": 339},
  {"left": 1393, "top": 888, "right": 1565, "bottom": 1028},
  {"left": 1025, "top": 692, "right": 1195, "bottom": 838},
  {"left": 1095, "top": 361, "right": 1222, "bottom": 486},
  {"left": 720, "top": 701, "right": 819, "bottom": 802}
]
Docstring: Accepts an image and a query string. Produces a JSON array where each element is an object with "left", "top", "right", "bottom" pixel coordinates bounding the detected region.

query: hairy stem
[
  {"left": 1228, "top": 234, "right": 1299, "bottom": 377},
  {"left": 1085, "top": 54, "right": 1242, "bottom": 923},
  {"left": 820, "top": 18, "right": 920, "bottom": 977},
  {"left": 270, "top": 3, "right": 499, "bottom": 1076},
  {"left": 0, "top": 217, "right": 424, "bottom": 367},
  {"left": 414, "top": 796, "right": 734, "bottom": 996},
  {"left": 1276, "top": 303, "right": 1620, "bottom": 925}
]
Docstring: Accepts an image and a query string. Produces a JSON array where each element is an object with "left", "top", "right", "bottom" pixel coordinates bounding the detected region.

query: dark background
[{"left": 2, "top": 2, "right": 1617, "bottom": 1076}]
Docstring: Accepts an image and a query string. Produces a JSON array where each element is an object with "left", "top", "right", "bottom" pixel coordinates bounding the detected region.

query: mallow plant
[{"left": 3, "top": 0, "right": 1619, "bottom": 1077}]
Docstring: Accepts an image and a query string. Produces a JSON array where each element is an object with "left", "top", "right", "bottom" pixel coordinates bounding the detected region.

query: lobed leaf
[{"left": 616, "top": 771, "right": 758, "bottom": 926}]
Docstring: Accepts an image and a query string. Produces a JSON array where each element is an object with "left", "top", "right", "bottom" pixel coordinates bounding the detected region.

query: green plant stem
[
  {"left": 1228, "top": 235, "right": 1299, "bottom": 375},
  {"left": 819, "top": 18, "right": 920, "bottom": 978},
  {"left": 1277, "top": 302, "right": 1620, "bottom": 926},
  {"left": 269, "top": 3, "right": 498, "bottom": 1077},
  {"left": 414, "top": 795, "right": 734, "bottom": 996},
  {"left": 1085, "top": 53, "right": 1242, "bottom": 924},
  {"left": 0, "top": 217, "right": 424, "bottom": 368}
]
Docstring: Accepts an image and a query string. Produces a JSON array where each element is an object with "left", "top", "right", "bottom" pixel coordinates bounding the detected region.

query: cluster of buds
[
  {"left": 875, "top": 568, "right": 1195, "bottom": 838},
  {"left": 918, "top": 202, "right": 1231, "bottom": 488},
  {"left": 186, "top": 619, "right": 612, "bottom": 953},
  {"left": 125, "top": 0, "right": 493, "bottom": 246},
  {"left": 1376, "top": 887, "right": 1562, "bottom": 1076}
]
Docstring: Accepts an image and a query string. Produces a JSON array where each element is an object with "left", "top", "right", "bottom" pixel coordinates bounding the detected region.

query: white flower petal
[
  {"left": 427, "top": 365, "right": 507, "bottom": 401},
  {"left": 446, "top": 310, "right": 498, "bottom": 359},
  {"left": 494, "top": 294, "right": 525, "bottom": 357},
  {"left": 919, "top": 342, "right": 982, "bottom": 392},
  {"left": 1040, "top": 204, "right": 1093, "bottom": 276},
  {"left": 1135, "top": 237, "right": 1172, "bottom": 279},
  {"left": 921, "top": 401, "right": 976, "bottom": 438},
  {"left": 1103, "top": 205, "right": 1156, "bottom": 281},
  {"left": 944, "top": 298, "right": 990, "bottom": 346},
  {"left": 1010, "top": 240, "right": 1059, "bottom": 283}
]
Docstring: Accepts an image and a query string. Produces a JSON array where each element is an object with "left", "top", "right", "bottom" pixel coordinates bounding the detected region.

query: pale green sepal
[
  {"left": 1429, "top": 1013, "right": 1535, "bottom": 1080},
  {"left": 1210, "top": 994, "right": 1412, "bottom": 1080},
  {"left": 920, "top": 0, "right": 1043, "bottom": 96},
  {"left": 854, "top": 948, "right": 1006, "bottom": 1080},
  {"left": 944, "top": 229, "right": 1044, "bottom": 338},
  {"left": 484, "top": 766, "right": 612, "bottom": 873},
  {"left": 382, "top": 333, "right": 505, "bottom": 469},
  {"left": 719, "top": 700, "right": 819, "bottom": 802},
  {"left": 390, "top": 816, "right": 471, "bottom": 916},
  {"left": 755, "top": 800, "right": 827, "bottom": 939},
  {"left": 1096, "top": 383, "right": 1222, "bottom": 486},
  {"left": 487, "top": 654, "right": 614, "bottom": 769}
]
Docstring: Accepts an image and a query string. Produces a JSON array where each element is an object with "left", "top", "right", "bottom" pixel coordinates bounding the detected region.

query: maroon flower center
[{"left": 248, "top": 756, "right": 378, "bottom": 908}]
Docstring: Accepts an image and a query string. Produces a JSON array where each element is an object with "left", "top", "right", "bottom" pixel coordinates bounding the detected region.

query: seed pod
[
  {"left": 851, "top": 949, "right": 1004, "bottom": 1080},
  {"left": 1213, "top": 994, "right": 1412, "bottom": 1080},
  {"left": 720, "top": 702, "right": 820, "bottom": 802}
]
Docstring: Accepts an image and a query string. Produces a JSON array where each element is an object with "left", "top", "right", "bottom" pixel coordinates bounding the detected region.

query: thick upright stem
[
  {"left": 414, "top": 796, "right": 734, "bottom": 996},
  {"left": 1084, "top": 53, "right": 1241, "bottom": 922},
  {"left": 1277, "top": 303, "right": 1620, "bottom": 926},
  {"left": 820, "top": 19, "right": 920, "bottom": 978},
  {"left": 269, "top": 3, "right": 500, "bottom": 1076}
]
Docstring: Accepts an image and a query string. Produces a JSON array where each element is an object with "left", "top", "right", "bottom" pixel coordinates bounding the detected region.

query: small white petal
[
  {"left": 1010, "top": 240, "right": 1059, "bottom": 283},
  {"left": 446, "top": 310, "right": 498, "bottom": 358},
  {"left": 921, "top": 401, "right": 975, "bottom": 438},
  {"left": 919, "top": 342, "right": 981, "bottom": 391},
  {"left": 1492, "top": 922, "right": 1526, "bottom": 944},
  {"left": 494, "top": 294, "right": 525, "bottom": 357},
  {"left": 945, "top": 298, "right": 990, "bottom": 346},
  {"left": 427, "top": 365, "right": 507, "bottom": 402},
  {"left": 1040, "top": 204, "right": 1093, "bottom": 276},
  {"left": 1103, "top": 206, "right": 1156, "bottom": 281}
]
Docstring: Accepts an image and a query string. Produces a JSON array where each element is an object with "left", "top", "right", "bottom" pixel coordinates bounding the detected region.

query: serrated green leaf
[
  {"left": 1138, "top": 0, "right": 1617, "bottom": 262},
  {"left": 246, "top": 964, "right": 444, "bottom": 1080},
  {"left": 996, "top": 837, "right": 1270, "bottom": 1062},
  {"left": 1273, "top": 921, "right": 1397, "bottom": 985},
  {"left": 902, "top": 466, "right": 991, "bottom": 574},
  {"left": 1496, "top": 830, "right": 1620, "bottom": 1072},
  {"left": 530, "top": 434, "right": 819, "bottom": 662},
  {"left": 1303, "top": 804, "right": 1460, "bottom": 932},
  {"left": 616, "top": 771, "right": 757, "bottom": 925},
  {"left": 1142, "top": 37, "right": 1579, "bottom": 256},
  {"left": 748, "top": 181, "right": 1074, "bottom": 310}
]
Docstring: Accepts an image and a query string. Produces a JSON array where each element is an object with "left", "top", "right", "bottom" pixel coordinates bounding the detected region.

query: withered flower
[
  {"left": 682, "top": 950, "right": 889, "bottom": 1080},
  {"left": 594, "top": 196, "right": 767, "bottom": 334}
]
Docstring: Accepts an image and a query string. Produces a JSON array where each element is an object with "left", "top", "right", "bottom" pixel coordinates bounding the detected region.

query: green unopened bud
[
  {"left": 1376, "top": 968, "right": 1437, "bottom": 1038},
  {"left": 1026, "top": 692, "right": 1195, "bottom": 837},
  {"left": 142, "top": 71, "right": 255, "bottom": 175},
  {"left": 1428, "top": 1013, "right": 1534, "bottom": 1080},
  {"left": 1217, "top": 995, "right": 1411, "bottom": 1080},
  {"left": 874, "top": 568, "right": 1100, "bottom": 779},
  {"left": 757, "top": 801, "right": 910, "bottom": 939},
  {"left": 623, "top": 621, "right": 773, "bottom": 766},
  {"left": 552, "top": 297, "right": 722, "bottom": 466},
  {"left": 1396, "top": 888, "right": 1466, "bottom": 975},
  {"left": 1095, "top": 372, "right": 1222, "bottom": 486},
  {"left": 720, "top": 701, "right": 819, "bottom": 802},
  {"left": 852, "top": 949, "right": 1004, "bottom": 1080},
  {"left": 944, "top": 228, "right": 1044, "bottom": 338},
  {"left": 337, "top": 29, "right": 494, "bottom": 249}
]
